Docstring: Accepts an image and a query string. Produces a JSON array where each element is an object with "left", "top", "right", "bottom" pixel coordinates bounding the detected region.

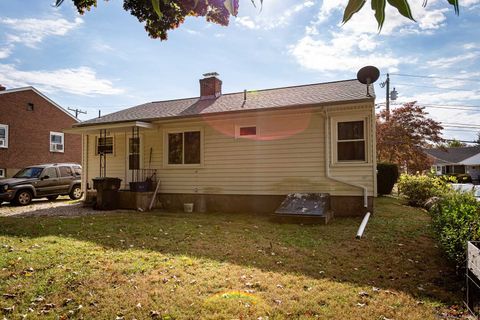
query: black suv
[{"left": 0, "top": 163, "right": 82, "bottom": 206}]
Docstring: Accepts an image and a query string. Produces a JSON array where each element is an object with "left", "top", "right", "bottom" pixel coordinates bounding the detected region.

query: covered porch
[{"left": 67, "top": 121, "right": 161, "bottom": 209}]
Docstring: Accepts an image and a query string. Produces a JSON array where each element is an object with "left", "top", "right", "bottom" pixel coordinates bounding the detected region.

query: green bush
[
  {"left": 448, "top": 173, "right": 473, "bottom": 183},
  {"left": 377, "top": 163, "right": 399, "bottom": 195},
  {"left": 430, "top": 192, "right": 480, "bottom": 268},
  {"left": 397, "top": 174, "right": 452, "bottom": 207}
]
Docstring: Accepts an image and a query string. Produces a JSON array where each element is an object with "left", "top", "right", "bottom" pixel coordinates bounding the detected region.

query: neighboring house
[
  {"left": 424, "top": 146, "right": 480, "bottom": 180},
  {"left": 0, "top": 85, "right": 81, "bottom": 178},
  {"left": 69, "top": 74, "right": 376, "bottom": 216}
]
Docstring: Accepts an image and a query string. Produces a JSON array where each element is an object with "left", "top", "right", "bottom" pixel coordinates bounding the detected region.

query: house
[
  {"left": 424, "top": 146, "right": 480, "bottom": 181},
  {"left": 69, "top": 73, "right": 376, "bottom": 216},
  {"left": 0, "top": 85, "right": 81, "bottom": 178}
]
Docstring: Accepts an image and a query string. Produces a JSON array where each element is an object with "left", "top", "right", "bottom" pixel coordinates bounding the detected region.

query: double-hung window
[
  {"left": 0, "top": 124, "right": 8, "bottom": 148},
  {"left": 50, "top": 132, "right": 64, "bottom": 153},
  {"left": 97, "top": 137, "right": 114, "bottom": 155},
  {"left": 166, "top": 130, "right": 202, "bottom": 165},
  {"left": 336, "top": 120, "right": 366, "bottom": 162}
]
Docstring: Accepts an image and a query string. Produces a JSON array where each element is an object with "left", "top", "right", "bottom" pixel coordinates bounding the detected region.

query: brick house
[{"left": 0, "top": 85, "right": 81, "bottom": 178}]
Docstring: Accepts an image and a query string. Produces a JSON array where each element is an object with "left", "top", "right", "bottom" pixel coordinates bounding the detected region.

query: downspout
[{"left": 324, "top": 110, "right": 371, "bottom": 238}]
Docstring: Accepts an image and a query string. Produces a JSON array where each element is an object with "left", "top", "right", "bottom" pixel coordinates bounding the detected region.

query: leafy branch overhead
[
  {"left": 55, "top": 0, "right": 458, "bottom": 40},
  {"left": 343, "top": 0, "right": 460, "bottom": 29}
]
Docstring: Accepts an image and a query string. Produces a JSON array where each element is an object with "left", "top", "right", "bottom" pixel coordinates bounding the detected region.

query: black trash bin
[{"left": 92, "top": 177, "right": 122, "bottom": 210}]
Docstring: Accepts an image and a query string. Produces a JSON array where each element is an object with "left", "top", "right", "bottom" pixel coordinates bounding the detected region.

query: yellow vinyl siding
[
  {"left": 83, "top": 103, "right": 375, "bottom": 197},
  {"left": 85, "top": 132, "right": 127, "bottom": 189}
]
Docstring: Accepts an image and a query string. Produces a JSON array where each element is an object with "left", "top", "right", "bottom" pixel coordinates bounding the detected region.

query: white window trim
[
  {"left": 235, "top": 124, "right": 257, "bottom": 139},
  {"left": 331, "top": 116, "right": 369, "bottom": 165},
  {"left": 0, "top": 168, "right": 5, "bottom": 178},
  {"left": 95, "top": 135, "right": 115, "bottom": 156},
  {"left": 0, "top": 124, "right": 8, "bottom": 148},
  {"left": 50, "top": 131, "right": 64, "bottom": 153},
  {"left": 163, "top": 128, "right": 204, "bottom": 168}
]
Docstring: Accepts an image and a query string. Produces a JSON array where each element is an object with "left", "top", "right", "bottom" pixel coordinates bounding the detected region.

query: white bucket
[{"left": 184, "top": 203, "right": 194, "bottom": 213}]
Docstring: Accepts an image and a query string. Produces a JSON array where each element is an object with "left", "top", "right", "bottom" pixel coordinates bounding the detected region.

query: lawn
[{"left": 0, "top": 197, "right": 465, "bottom": 319}]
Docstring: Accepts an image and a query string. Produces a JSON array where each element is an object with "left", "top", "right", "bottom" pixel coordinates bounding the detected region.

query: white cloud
[
  {"left": 464, "top": 43, "right": 479, "bottom": 50},
  {"left": 0, "top": 64, "right": 124, "bottom": 96},
  {"left": 0, "top": 16, "right": 83, "bottom": 48},
  {"left": 462, "top": 0, "right": 480, "bottom": 7},
  {"left": 184, "top": 28, "right": 200, "bottom": 35},
  {"left": 289, "top": 34, "right": 399, "bottom": 72},
  {"left": 235, "top": 16, "right": 257, "bottom": 29},
  {"left": 427, "top": 52, "right": 478, "bottom": 69},
  {"left": 235, "top": 0, "right": 315, "bottom": 30},
  {"left": 0, "top": 46, "right": 12, "bottom": 59}
]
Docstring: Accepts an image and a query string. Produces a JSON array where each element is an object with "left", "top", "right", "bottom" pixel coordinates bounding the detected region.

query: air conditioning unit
[
  {"left": 51, "top": 143, "right": 64, "bottom": 152},
  {"left": 0, "top": 139, "right": 5, "bottom": 147}
]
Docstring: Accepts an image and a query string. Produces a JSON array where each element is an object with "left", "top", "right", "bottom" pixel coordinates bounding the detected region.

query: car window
[
  {"left": 43, "top": 167, "right": 58, "bottom": 179},
  {"left": 14, "top": 167, "right": 43, "bottom": 178},
  {"left": 73, "top": 166, "right": 82, "bottom": 176},
  {"left": 59, "top": 166, "right": 73, "bottom": 177}
]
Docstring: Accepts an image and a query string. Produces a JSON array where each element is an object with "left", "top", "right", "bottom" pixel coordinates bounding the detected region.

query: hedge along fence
[
  {"left": 430, "top": 192, "right": 480, "bottom": 268},
  {"left": 377, "top": 163, "right": 399, "bottom": 195},
  {"left": 398, "top": 173, "right": 480, "bottom": 269}
]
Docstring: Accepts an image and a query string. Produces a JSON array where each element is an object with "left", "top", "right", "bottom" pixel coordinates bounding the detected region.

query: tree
[
  {"left": 475, "top": 132, "right": 480, "bottom": 146},
  {"left": 376, "top": 102, "right": 444, "bottom": 173},
  {"left": 342, "top": 0, "right": 459, "bottom": 30},
  {"left": 55, "top": 0, "right": 460, "bottom": 40}
]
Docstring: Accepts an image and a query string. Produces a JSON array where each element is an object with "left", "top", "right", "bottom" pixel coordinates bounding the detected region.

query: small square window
[
  {"left": 236, "top": 125, "right": 257, "bottom": 138},
  {"left": 27, "top": 103, "right": 34, "bottom": 111},
  {"left": 50, "top": 132, "right": 64, "bottom": 153},
  {"left": 0, "top": 168, "right": 5, "bottom": 178}
]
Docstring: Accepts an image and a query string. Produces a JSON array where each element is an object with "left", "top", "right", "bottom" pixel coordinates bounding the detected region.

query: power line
[
  {"left": 378, "top": 102, "right": 480, "bottom": 110},
  {"left": 394, "top": 82, "right": 479, "bottom": 92},
  {"left": 390, "top": 73, "right": 480, "bottom": 83}
]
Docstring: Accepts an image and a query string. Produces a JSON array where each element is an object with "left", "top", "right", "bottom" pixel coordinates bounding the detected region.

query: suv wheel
[
  {"left": 15, "top": 190, "right": 32, "bottom": 206},
  {"left": 69, "top": 185, "right": 82, "bottom": 200},
  {"left": 47, "top": 195, "right": 58, "bottom": 201}
]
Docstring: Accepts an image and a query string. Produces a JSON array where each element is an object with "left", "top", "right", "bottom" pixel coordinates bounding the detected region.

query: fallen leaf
[{"left": 358, "top": 291, "right": 369, "bottom": 297}]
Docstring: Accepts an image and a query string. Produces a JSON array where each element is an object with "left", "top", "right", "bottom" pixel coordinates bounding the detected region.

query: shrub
[
  {"left": 397, "top": 174, "right": 452, "bottom": 207},
  {"left": 377, "top": 163, "right": 399, "bottom": 195},
  {"left": 430, "top": 191, "right": 480, "bottom": 268},
  {"left": 448, "top": 173, "right": 473, "bottom": 183}
]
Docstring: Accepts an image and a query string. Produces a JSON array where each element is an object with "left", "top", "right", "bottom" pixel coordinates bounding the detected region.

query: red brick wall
[{"left": 0, "top": 89, "right": 81, "bottom": 175}]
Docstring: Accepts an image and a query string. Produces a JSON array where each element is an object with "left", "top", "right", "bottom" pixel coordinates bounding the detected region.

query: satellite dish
[{"left": 357, "top": 66, "right": 380, "bottom": 97}]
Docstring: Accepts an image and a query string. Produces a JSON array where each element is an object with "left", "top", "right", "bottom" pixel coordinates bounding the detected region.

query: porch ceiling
[{"left": 64, "top": 121, "right": 155, "bottom": 134}]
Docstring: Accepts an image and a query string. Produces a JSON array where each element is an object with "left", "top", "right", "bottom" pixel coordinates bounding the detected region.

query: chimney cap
[{"left": 203, "top": 72, "right": 219, "bottom": 78}]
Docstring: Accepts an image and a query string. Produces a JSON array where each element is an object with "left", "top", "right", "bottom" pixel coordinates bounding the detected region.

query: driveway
[{"left": 0, "top": 197, "right": 96, "bottom": 217}]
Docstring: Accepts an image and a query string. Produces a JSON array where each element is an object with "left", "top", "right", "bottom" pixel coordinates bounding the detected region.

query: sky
[{"left": 0, "top": 0, "right": 479, "bottom": 142}]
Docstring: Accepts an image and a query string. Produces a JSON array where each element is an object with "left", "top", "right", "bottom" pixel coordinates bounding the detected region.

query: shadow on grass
[{"left": 0, "top": 197, "right": 462, "bottom": 305}]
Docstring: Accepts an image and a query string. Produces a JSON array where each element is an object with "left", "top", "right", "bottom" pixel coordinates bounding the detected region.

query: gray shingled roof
[
  {"left": 424, "top": 146, "right": 480, "bottom": 164},
  {"left": 75, "top": 79, "right": 373, "bottom": 127}
]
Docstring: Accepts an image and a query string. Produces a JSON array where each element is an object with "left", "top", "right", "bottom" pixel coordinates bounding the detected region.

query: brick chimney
[
  {"left": 0, "top": 84, "right": 6, "bottom": 91},
  {"left": 199, "top": 72, "right": 222, "bottom": 100}
]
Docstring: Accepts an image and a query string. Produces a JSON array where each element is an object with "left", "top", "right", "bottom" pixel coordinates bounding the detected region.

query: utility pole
[
  {"left": 380, "top": 74, "right": 391, "bottom": 120},
  {"left": 68, "top": 107, "right": 87, "bottom": 119}
]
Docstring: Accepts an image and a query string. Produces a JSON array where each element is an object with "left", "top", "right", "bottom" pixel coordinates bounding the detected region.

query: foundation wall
[{"left": 157, "top": 193, "right": 374, "bottom": 216}]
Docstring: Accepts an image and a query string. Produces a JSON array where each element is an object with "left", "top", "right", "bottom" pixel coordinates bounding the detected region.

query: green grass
[{"left": 0, "top": 197, "right": 464, "bottom": 319}]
